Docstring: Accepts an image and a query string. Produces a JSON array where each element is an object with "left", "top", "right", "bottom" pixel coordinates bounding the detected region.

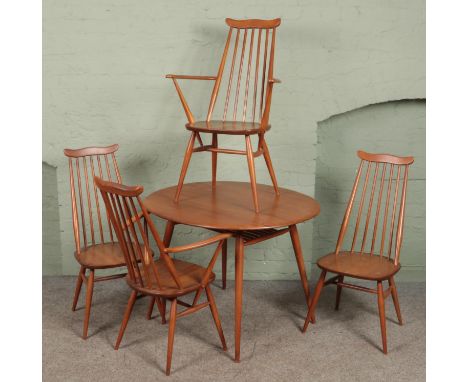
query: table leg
[
  {"left": 289, "top": 224, "right": 311, "bottom": 303},
  {"left": 234, "top": 236, "right": 244, "bottom": 362},
  {"left": 163, "top": 220, "right": 175, "bottom": 246}
]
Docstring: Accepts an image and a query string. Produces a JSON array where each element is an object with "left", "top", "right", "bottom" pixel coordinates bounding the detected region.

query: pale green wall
[
  {"left": 43, "top": 162, "right": 62, "bottom": 274},
  {"left": 43, "top": 0, "right": 425, "bottom": 278}
]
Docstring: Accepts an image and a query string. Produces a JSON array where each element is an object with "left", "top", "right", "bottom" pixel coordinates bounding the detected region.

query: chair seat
[
  {"left": 186, "top": 120, "right": 271, "bottom": 135},
  {"left": 75, "top": 242, "right": 149, "bottom": 269},
  {"left": 317, "top": 252, "right": 401, "bottom": 281},
  {"left": 128, "top": 258, "right": 215, "bottom": 298}
]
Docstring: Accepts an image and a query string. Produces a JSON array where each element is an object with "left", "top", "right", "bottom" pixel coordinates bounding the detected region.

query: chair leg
[
  {"left": 389, "top": 277, "right": 403, "bottom": 325},
  {"left": 335, "top": 275, "right": 344, "bottom": 310},
  {"left": 212, "top": 133, "right": 218, "bottom": 189},
  {"left": 245, "top": 135, "right": 259, "bottom": 213},
  {"left": 114, "top": 290, "right": 138, "bottom": 350},
  {"left": 146, "top": 297, "right": 156, "bottom": 320},
  {"left": 82, "top": 269, "right": 95, "bottom": 339},
  {"left": 174, "top": 132, "right": 196, "bottom": 202},
  {"left": 222, "top": 240, "right": 227, "bottom": 290},
  {"left": 72, "top": 266, "right": 85, "bottom": 311},
  {"left": 303, "top": 270, "right": 327, "bottom": 333},
  {"left": 261, "top": 137, "right": 280, "bottom": 195},
  {"left": 205, "top": 285, "right": 228, "bottom": 351},
  {"left": 166, "top": 299, "right": 178, "bottom": 376},
  {"left": 160, "top": 298, "right": 167, "bottom": 324},
  {"left": 146, "top": 297, "right": 167, "bottom": 324},
  {"left": 377, "top": 281, "right": 388, "bottom": 354}
]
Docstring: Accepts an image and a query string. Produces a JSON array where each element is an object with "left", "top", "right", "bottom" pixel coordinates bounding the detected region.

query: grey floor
[{"left": 43, "top": 277, "right": 425, "bottom": 381}]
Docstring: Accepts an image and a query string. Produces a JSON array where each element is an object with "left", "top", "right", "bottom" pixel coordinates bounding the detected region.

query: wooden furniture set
[{"left": 62, "top": 17, "right": 415, "bottom": 376}]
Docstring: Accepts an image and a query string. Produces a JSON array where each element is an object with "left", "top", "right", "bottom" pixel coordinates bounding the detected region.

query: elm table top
[{"left": 143, "top": 181, "right": 320, "bottom": 231}]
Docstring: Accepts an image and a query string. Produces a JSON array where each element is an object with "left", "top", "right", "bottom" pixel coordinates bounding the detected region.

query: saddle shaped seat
[
  {"left": 317, "top": 252, "right": 400, "bottom": 281},
  {"left": 186, "top": 120, "right": 271, "bottom": 135}
]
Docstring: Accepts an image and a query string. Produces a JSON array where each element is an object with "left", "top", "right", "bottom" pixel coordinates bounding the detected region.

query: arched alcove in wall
[{"left": 312, "top": 99, "right": 426, "bottom": 281}]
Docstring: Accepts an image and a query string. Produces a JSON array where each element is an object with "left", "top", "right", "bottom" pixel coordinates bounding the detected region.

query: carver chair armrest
[
  {"left": 166, "top": 74, "right": 217, "bottom": 80},
  {"left": 164, "top": 233, "right": 232, "bottom": 254}
]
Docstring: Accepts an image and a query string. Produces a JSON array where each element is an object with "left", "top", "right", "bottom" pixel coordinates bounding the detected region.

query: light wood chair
[
  {"left": 95, "top": 177, "right": 230, "bottom": 376},
  {"left": 167, "top": 18, "right": 282, "bottom": 212},
  {"left": 302, "top": 150, "right": 414, "bottom": 354},
  {"left": 64, "top": 144, "right": 157, "bottom": 339}
]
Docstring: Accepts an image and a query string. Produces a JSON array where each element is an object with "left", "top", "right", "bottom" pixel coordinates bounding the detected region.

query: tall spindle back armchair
[
  {"left": 64, "top": 144, "right": 144, "bottom": 339},
  {"left": 303, "top": 151, "right": 414, "bottom": 354},
  {"left": 167, "top": 18, "right": 282, "bottom": 212},
  {"left": 95, "top": 177, "right": 230, "bottom": 376}
]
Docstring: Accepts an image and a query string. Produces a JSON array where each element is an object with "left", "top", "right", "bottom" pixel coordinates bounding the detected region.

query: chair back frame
[
  {"left": 334, "top": 151, "right": 414, "bottom": 265},
  {"left": 206, "top": 18, "right": 281, "bottom": 129},
  {"left": 95, "top": 177, "right": 224, "bottom": 294},
  {"left": 64, "top": 144, "right": 122, "bottom": 254}
]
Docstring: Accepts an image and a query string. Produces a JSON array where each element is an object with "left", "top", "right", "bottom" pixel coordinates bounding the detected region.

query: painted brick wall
[{"left": 43, "top": 0, "right": 425, "bottom": 279}]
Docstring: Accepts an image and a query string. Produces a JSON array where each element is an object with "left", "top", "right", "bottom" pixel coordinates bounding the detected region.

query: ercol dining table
[{"left": 144, "top": 181, "right": 320, "bottom": 362}]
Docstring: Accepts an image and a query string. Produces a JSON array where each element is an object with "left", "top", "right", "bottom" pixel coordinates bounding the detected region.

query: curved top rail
[
  {"left": 357, "top": 150, "right": 414, "bottom": 165},
  {"left": 225, "top": 18, "right": 281, "bottom": 29},
  {"left": 94, "top": 176, "right": 144, "bottom": 197},
  {"left": 64, "top": 144, "right": 119, "bottom": 158}
]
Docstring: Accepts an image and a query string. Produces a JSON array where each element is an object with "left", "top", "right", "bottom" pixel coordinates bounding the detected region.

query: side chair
[
  {"left": 302, "top": 151, "right": 414, "bottom": 354},
  {"left": 167, "top": 18, "right": 282, "bottom": 212},
  {"left": 95, "top": 177, "right": 230, "bottom": 376},
  {"left": 64, "top": 144, "right": 164, "bottom": 339}
]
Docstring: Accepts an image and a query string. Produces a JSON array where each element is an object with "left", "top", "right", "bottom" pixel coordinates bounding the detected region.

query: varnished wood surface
[
  {"left": 74, "top": 242, "right": 148, "bottom": 269},
  {"left": 144, "top": 181, "right": 320, "bottom": 231},
  {"left": 303, "top": 150, "right": 414, "bottom": 354},
  {"left": 317, "top": 252, "right": 401, "bottom": 281},
  {"left": 127, "top": 259, "right": 216, "bottom": 298},
  {"left": 186, "top": 120, "right": 271, "bottom": 135}
]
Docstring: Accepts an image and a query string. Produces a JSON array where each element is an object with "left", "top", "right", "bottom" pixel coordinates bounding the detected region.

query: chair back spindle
[
  {"left": 334, "top": 151, "right": 414, "bottom": 265},
  {"left": 64, "top": 144, "right": 122, "bottom": 253},
  {"left": 207, "top": 18, "right": 281, "bottom": 129}
]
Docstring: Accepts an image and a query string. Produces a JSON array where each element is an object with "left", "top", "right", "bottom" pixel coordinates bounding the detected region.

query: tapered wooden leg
[
  {"left": 222, "top": 240, "right": 227, "bottom": 290},
  {"left": 82, "top": 269, "right": 95, "bottom": 339},
  {"left": 115, "top": 290, "right": 138, "bottom": 350},
  {"left": 72, "top": 266, "right": 85, "bottom": 311},
  {"left": 163, "top": 220, "right": 175, "bottom": 246},
  {"left": 146, "top": 297, "right": 156, "bottom": 320},
  {"left": 166, "top": 299, "right": 178, "bottom": 376},
  {"left": 160, "top": 298, "right": 167, "bottom": 324},
  {"left": 389, "top": 277, "right": 403, "bottom": 325},
  {"left": 303, "top": 270, "right": 327, "bottom": 332},
  {"left": 335, "top": 275, "right": 344, "bottom": 310},
  {"left": 212, "top": 133, "right": 218, "bottom": 189},
  {"left": 289, "top": 225, "right": 311, "bottom": 304},
  {"left": 234, "top": 236, "right": 244, "bottom": 362},
  {"left": 261, "top": 137, "right": 280, "bottom": 195},
  {"left": 245, "top": 135, "right": 259, "bottom": 213},
  {"left": 205, "top": 285, "right": 227, "bottom": 351},
  {"left": 377, "top": 281, "right": 388, "bottom": 354},
  {"left": 174, "top": 132, "right": 196, "bottom": 202}
]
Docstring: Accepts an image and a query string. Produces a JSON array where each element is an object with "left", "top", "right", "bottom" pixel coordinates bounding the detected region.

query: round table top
[{"left": 144, "top": 181, "right": 320, "bottom": 231}]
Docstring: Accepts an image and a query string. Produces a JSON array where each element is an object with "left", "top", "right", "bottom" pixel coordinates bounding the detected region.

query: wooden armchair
[
  {"left": 167, "top": 18, "right": 282, "bottom": 212},
  {"left": 302, "top": 151, "right": 414, "bottom": 354},
  {"left": 95, "top": 177, "right": 230, "bottom": 376}
]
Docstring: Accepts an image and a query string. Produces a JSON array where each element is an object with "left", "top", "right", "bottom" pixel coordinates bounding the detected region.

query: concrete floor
[{"left": 43, "top": 277, "right": 425, "bottom": 381}]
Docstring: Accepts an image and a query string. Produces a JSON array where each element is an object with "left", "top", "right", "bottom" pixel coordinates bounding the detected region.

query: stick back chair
[
  {"left": 167, "top": 18, "right": 282, "bottom": 212},
  {"left": 65, "top": 144, "right": 155, "bottom": 339},
  {"left": 95, "top": 176, "right": 230, "bottom": 376},
  {"left": 302, "top": 151, "right": 414, "bottom": 354}
]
